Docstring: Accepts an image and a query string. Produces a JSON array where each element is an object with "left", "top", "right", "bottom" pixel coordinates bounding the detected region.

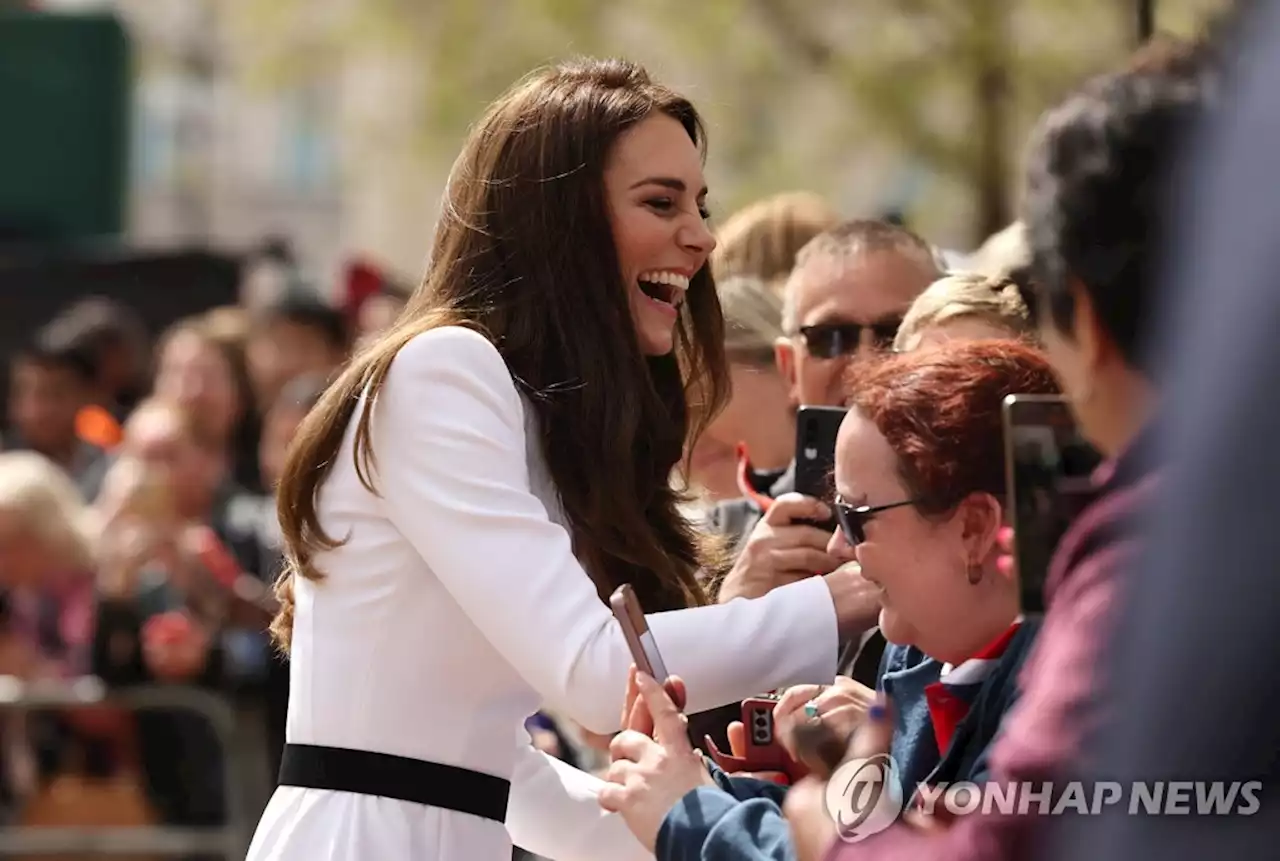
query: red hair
[{"left": 845, "top": 340, "right": 1061, "bottom": 515}]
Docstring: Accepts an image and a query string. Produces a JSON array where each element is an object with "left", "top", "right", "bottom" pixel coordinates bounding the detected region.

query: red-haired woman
[{"left": 597, "top": 340, "right": 1060, "bottom": 860}]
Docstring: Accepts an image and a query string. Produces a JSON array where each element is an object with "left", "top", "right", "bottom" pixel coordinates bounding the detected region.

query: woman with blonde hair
[
  {"left": 711, "top": 192, "right": 841, "bottom": 288},
  {"left": 893, "top": 270, "right": 1033, "bottom": 353}
]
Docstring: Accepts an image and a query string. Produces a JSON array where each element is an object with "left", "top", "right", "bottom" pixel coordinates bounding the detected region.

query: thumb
[{"left": 636, "top": 671, "right": 689, "bottom": 748}]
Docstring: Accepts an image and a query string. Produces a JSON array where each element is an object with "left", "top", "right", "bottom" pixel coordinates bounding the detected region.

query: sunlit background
[{"left": 9, "top": 0, "right": 1231, "bottom": 292}]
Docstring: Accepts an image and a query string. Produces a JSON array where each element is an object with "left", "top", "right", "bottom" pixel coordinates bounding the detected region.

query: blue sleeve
[
  {"left": 705, "top": 759, "right": 790, "bottom": 806},
  {"left": 656, "top": 786, "right": 797, "bottom": 861}
]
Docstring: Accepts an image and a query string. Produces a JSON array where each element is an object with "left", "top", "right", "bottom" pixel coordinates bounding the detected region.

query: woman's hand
[
  {"left": 599, "top": 672, "right": 712, "bottom": 851},
  {"left": 822, "top": 561, "right": 883, "bottom": 640},
  {"left": 774, "top": 676, "right": 877, "bottom": 759}
]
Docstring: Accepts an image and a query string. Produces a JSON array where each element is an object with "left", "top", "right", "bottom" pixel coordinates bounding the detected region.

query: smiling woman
[{"left": 248, "top": 57, "right": 878, "bottom": 861}]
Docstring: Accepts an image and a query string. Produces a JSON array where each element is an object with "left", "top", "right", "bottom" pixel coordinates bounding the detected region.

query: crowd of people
[{"left": 0, "top": 3, "right": 1258, "bottom": 859}]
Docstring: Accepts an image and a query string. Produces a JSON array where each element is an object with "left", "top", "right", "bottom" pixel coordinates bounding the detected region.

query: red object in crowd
[
  {"left": 343, "top": 259, "right": 386, "bottom": 321},
  {"left": 141, "top": 611, "right": 194, "bottom": 648}
]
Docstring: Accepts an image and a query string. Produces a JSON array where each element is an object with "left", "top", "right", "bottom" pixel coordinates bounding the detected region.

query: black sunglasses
[
  {"left": 798, "top": 320, "right": 902, "bottom": 359},
  {"left": 834, "top": 496, "right": 917, "bottom": 545}
]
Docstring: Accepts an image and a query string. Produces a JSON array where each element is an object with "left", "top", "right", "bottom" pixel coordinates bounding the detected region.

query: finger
[
  {"left": 997, "top": 526, "right": 1015, "bottom": 553},
  {"left": 769, "top": 547, "right": 842, "bottom": 576},
  {"left": 664, "top": 677, "right": 688, "bottom": 712},
  {"left": 727, "top": 721, "right": 747, "bottom": 758},
  {"left": 636, "top": 672, "right": 690, "bottom": 748},
  {"left": 608, "top": 730, "right": 655, "bottom": 764},
  {"left": 764, "top": 493, "right": 831, "bottom": 527},
  {"left": 817, "top": 703, "right": 870, "bottom": 738},
  {"left": 597, "top": 781, "right": 627, "bottom": 813},
  {"left": 621, "top": 664, "right": 641, "bottom": 730},
  {"left": 846, "top": 693, "right": 895, "bottom": 762},
  {"left": 775, "top": 684, "right": 824, "bottom": 721},
  {"left": 773, "top": 524, "right": 843, "bottom": 552},
  {"left": 997, "top": 554, "right": 1015, "bottom": 577},
  {"left": 626, "top": 689, "right": 655, "bottom": 738}
]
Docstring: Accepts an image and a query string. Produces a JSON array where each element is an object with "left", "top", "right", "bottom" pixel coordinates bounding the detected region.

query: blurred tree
[{"left": 228, "top": 0, "right": 1228, "bottom": 252}]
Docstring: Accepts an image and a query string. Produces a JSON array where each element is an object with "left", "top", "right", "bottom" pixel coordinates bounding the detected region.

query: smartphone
[
  {"left": 609, "top": 584, "right": 670, "bottom": 684},
  {"left": 793, "top": 406, "right": 848, "bottom": 530},
  {"left": 702, "top": 694, "right": 811, "bottom": 785},
  {"left": 1002, "top": 395, "right": 1102, "bottom": 613}
]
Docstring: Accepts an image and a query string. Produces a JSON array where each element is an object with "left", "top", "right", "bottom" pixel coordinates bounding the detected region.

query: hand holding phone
[{"left": 702, "top": 693, "right": 811, "bottom": 785}]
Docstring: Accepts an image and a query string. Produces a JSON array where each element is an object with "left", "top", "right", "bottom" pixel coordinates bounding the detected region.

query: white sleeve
[
  {"left": 506, "top": 737, "right": 651, "bottom": 861},
  {"left": 372, "top": 327, "right": 839, "bottom": 733}
]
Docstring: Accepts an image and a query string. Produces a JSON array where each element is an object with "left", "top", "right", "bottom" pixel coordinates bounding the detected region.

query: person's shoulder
[{"left": 394, "top": 324, "right": 505, "bottom": 371}]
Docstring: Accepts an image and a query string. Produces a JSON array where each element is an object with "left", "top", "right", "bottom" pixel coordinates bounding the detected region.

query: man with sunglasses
[
  {"left": 693, "top": 221, "right": 941, "bottom": 748},
  {"left": 707, "top": 220, "right": 941, "bottom": 605}
]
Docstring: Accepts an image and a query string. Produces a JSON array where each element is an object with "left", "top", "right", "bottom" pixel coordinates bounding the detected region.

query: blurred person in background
[
  {"left": 711, "top": 192, "right": 841, "bottom": 289},
  {"left": 0, "top": 451, "right": 121, "bottom": 823},
  {"left": 355, "top": 285, "right": 410, "bottom": 351},
  {"left": 599, "top": 341, "right": 1057, "bottom": 861},
  {"left": 781, "top": 34, "right": 1210, "bottom": 861},
  {"left": 893, "top": 271, "right": 1034, "bottom": 353},
  {"left": 152, "top": 315, "right": 263, "bottom": 494},
  {"left": 252, "top": 57, "right": 879, "bottom": 861},
  {"left": 3, "top": 327, "right": 106, "bottom": 496},
  {"left": 244, "top": 290, "right": 349, "bottom": 416},
  {"left": 687, "top": 276, "right": 794, "bottom": 504},
  {"left": 42, "top": 296, "right": 150, "bottom": 449}
]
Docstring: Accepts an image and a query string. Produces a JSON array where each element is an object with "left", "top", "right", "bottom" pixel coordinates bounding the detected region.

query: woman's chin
[{"left": 879, "top": 608, "right": 917, "bottom": 647}]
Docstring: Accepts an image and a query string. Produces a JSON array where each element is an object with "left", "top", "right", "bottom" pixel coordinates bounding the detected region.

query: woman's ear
[{"left": 958, "top": 492, "right": 1004, "bottom": 564}]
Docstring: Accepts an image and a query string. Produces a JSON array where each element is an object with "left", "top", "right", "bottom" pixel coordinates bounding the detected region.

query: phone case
[{"left": 702, "top": 696, "right": 810, "bottom": 785}]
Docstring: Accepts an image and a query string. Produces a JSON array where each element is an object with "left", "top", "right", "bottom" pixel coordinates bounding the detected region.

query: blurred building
[{"left": 38, "top": 0, "right": 346, "bottom": 293}]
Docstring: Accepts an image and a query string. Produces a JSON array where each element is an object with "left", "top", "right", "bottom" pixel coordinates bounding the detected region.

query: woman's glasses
[
  {"left": 834, "top": 496, "right": 917, "bottom": 545},
  {"left": 798, "top": 321, "right": 901, "bottom": 359}
]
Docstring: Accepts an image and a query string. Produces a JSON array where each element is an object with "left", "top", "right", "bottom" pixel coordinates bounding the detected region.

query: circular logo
[{"left": 823, "top": 753, "right": 904, "bottom": 843}]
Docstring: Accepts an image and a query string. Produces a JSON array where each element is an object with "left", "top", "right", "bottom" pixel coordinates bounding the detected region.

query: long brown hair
[{"left": 271, "top": 58, "right": 730, "bottom": 650}]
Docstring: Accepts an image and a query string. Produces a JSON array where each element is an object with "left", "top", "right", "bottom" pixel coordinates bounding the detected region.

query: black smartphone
[
  {"left": 793, "top": 406, "right": 848, "bottom": 531},
  {"left": 1002, "top": 395, "right": 1102, "bottom": 613}
]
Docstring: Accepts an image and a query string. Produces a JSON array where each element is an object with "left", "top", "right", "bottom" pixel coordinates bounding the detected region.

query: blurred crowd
[{"left": 0, "top": 278, "right": 404, "bottom": 842}]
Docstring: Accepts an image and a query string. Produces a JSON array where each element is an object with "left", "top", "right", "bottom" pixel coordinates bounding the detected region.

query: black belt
[{"left": 278, "top": 743, "right": 510, "bottom": 823}]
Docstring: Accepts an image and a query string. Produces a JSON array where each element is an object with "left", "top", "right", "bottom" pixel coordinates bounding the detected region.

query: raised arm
[{"left": 372, "top": 327, "right": 842, "bottom": 734}]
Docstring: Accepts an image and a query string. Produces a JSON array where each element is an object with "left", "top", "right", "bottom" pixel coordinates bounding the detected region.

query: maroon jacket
[{"left": 826, "top": 427, "right": 1160, "bottom": 861}]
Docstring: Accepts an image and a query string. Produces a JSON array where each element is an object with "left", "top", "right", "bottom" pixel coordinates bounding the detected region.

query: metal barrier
[{"left": 0, "top": 675, "right": 254, "bottom": 859}]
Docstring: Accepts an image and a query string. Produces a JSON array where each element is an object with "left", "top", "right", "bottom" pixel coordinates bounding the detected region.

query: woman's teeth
[{"left": 637, "top": 271, "right": 689, "bottom": 306}]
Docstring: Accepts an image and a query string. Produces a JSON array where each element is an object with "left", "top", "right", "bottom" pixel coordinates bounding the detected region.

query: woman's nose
[{"left": 680, "top": 216, "right": 716, "bottom": 257}]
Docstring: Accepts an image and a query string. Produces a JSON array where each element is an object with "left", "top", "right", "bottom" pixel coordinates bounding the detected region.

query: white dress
[{"left": 245, "top": 326, "right": 841, "bottom": 860}]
